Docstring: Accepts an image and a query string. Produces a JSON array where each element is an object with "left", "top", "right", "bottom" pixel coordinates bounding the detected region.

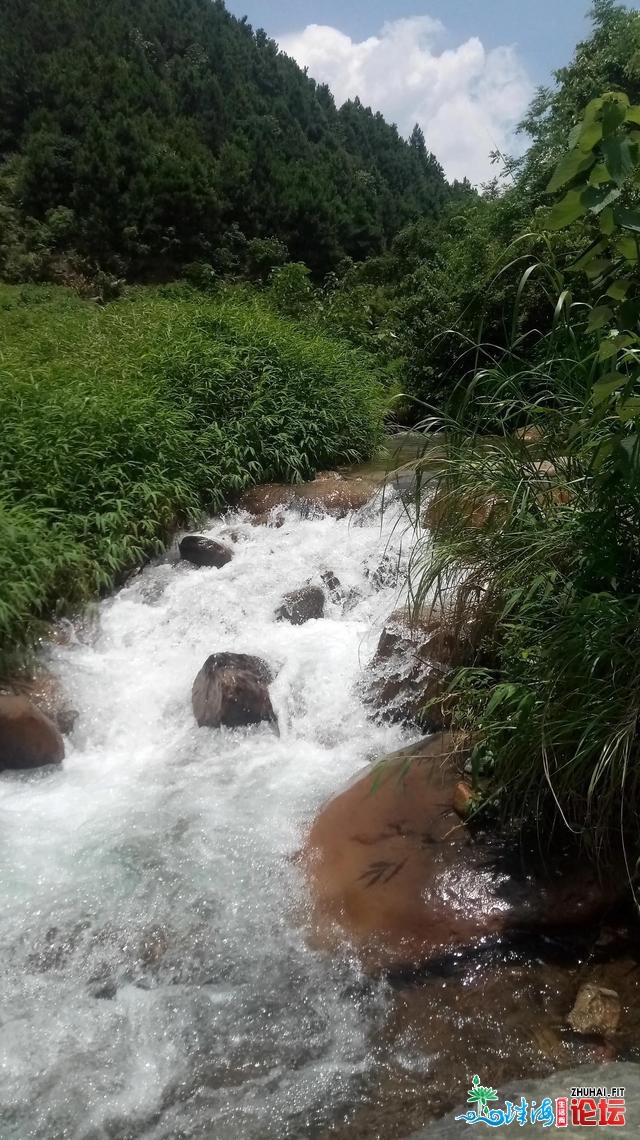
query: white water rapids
[{"left": 0, "top": 491, "right": 417, "bottom": 1140}]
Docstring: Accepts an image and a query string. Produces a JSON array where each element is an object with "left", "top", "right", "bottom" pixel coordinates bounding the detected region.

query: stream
[
  {"left": 2, "top": 467, "right": 639, "bottom": 1140},
  {"left": 0, "top": 487, "right": 415, "bottom": 1140}
]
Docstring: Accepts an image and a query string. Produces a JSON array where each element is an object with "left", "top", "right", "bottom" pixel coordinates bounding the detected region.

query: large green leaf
[
  {"left": 588, "top": 305, "right": 614, "bottom": 332},
  {"left": 589, "top": 162, "right": 612, "bottom": 187},
  {"left": 615, "top": 207, "right": 640, "bottom": 233},
  {"left": 603, "top": 96, "right": 629, "bottom": 137},
  {"left": 616, "top": 235, "right": 640, "bottom": 262},
  {"left": 572, "top": 238, "right": 608, "bottom": 272},
  {"left": 602, "top": 137, "right": 637, "bottom": 185},
  {"left": 592, "top": 371, "right": 627, "bottom": 404},
  {"left": 584, "top": 258, "right": 614, "bottom": 280},
  {"left": 607, "top": 279, "right": 632, "bottom": 301},
  {"left": 577, "top": 121, "right": 605, "bottom": 152},
  {"left": 546, "top": 190, "right": 587, "bottom": 231},
  {"left": 581, "top": 186, "right": 621, "bottom": 214},
  {"left": 616, "top": 397, "right": 640, "bottom": 420},
  {"left": 546, "top": 148, "right": 595, "bottom": 192},
  {"left": 598, "top": 333, "right": 637, "bottom": 361}
]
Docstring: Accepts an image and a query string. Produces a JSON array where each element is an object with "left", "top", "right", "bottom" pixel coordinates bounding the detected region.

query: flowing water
[
  {"left": 3, "top": 474, "right": 639, "bottom": 1140},
  {"left": 0, "top": 490, "right": 416, "bottom": 1140}
]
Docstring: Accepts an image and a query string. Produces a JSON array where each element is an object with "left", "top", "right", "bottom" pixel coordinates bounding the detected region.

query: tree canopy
[{"left": 0, "top": 0, "right": 454, "bottom": 282}]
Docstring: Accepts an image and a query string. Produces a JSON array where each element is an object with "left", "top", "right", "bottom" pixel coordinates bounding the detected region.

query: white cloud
[{"left": 279, "top": 16, "right": 534, "bottom": 185}]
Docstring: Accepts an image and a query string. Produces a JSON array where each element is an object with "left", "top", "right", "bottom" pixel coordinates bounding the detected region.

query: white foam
[{"left": 0, "top": 495, "right": 416, "bottom": 1138}]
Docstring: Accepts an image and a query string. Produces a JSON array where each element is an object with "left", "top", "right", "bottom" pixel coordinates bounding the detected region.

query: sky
[{"left": 223, "top": 0, "right": 603, "bottom": 184}]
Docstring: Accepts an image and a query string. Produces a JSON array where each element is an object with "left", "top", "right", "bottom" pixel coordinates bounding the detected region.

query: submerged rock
[
  {"left": 192, "top": 653, "right": 276, "bottom": 730},
  {"left": 0, "top": 695, "right": 65, "bottom": 771},
  {"left": 179, "top": 535, "right": 233, "bottom": 568},
  {"left": 320, "top": 570, "right": 344, "bottom": 603},
  {"left": 568, "top": 984, "right": 621, "bottom": 1036},
  {"left": 275, "top": 585, "right": 325, "bottom": 625},
  {"left": 302, "top": 733, "right": 617, "bottom": 972}
]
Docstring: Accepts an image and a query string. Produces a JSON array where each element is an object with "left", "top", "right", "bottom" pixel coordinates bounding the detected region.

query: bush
[
  {"left": 406, "top": 92, "right": 640, "bottom": 868},
  {"left": 0, "top": 283, "right": 384, "bottom": 671}
]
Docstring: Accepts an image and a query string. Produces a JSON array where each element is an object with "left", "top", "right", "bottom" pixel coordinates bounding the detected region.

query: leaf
[
  {"left": 607, "top": 279, "right": 632, "bottom": 301},
  {"left": 571, "top": 238, "right": 608, "bottom": 272},
  {"left": 615, "top": 207, "right": 640, "bottom": 233},
  {"left": 616, "top": 397, "right": 640, "bottom": 420},
  {"left": 588, "top": 306, "right": 614, "bottom": 332},
  {"left": 602, "top": 97, "right": 628, "bottom": 136},
  {"left": 589, "top": 162, "right": 612, "bottom": 187},
  {"left": 616, "top": 234, "right": 640, "bottom": 262},
  {"left": 584, "top": 258, "right": 614, "bottom": 280},
  {"left": 583, "top": 97, "right": 604, "bottom": 123},
  {"left": 581, "top": 185, "right": 621, "bottom": 214},
  {"left": 592, "top": 371, "right": 627, "bottom": 404},
  {"left": 546, "top": 190, "right": 587, "bottom": 231},
  {"left": 599, "top": 206, "right": 616, "bottom": 235},
  {"left": 577, "top": 121, "right": 605, "bottom": 152},
  {"left": 602, "top": 137, "right": 637, "bottom": 185},
  {"left": 546, "top": 149, "right": 595, "bottom": 193},
  {"left": 598, "top": 333, "right": 637, "bottom": 360}
]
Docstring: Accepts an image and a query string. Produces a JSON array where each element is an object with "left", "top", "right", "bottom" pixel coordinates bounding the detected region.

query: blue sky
[
  {"left": 226, "top": 1, "right": 594, "bottom": 85},
  {"left": 223, "top": 1, "right": 609, "bottom": 182}
]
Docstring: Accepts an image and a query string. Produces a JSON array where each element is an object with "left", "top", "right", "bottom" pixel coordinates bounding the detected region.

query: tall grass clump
[
  {"left": 408, "top": 93, "right": 640, "bottom": 869},
  {"left": 0, "top": 283, "right": 384, "bottom": 672}
]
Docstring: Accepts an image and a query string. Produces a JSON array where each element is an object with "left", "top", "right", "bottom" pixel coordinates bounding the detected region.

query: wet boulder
[
  {"left": 568, "top": 984, "right": 621, "bottom": 1036},
  {"left": 2, "top": 671, "right": 78, "bottom": 736},
  {"left": 301, "top": 734, "right": 617, "bottom": 972},
  {"left": 179, "top": 535, "right": 233, "bottom": 569},
  {"left": 320, "top": 570, "right": 344, "bottom": 603},
  {"left": 239, "top": 474, "right": 379, "bottom": 523},
  {"left": 276, "top": 585, "right": 325, "bottom": 626},
  {"left": 364, "top": 607, "right": 460, "bottom": 731},
  {"left": 192, "top": 653, "right": 276, "bottom": 730},
  {"left": 238, "top": 484, "right": 295, "bottom": 517},
  {"left": 293, "top": 474, "right": 378, "bottom": 519},
  {"left": 0, "top": 695, "right": 65, "bottom": 771}
]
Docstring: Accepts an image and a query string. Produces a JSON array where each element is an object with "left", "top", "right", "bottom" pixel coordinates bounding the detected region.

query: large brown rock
[
  {"left": 192, "top": 653, "right": 277, "bottom": 730},
  {"left": 301, "top": 734, "right": 616, "bottom": 972},
  {"left": 275, "top": 585, "right": 325, "bottom": 625},
  {"left": 179, "top": 535, "right": 233, "bottom": 569},
  {"left": 0, "top": 695, "right": 65, "bottom": 771},
  {"left": 294, "top": 474, "right": 378, "bottom": 519},
  {"left": 238, "top": 473, "right": 379, "bottom": 523},
  {"left": 2, "top": 671, "right": 78, "bottom": 735}
]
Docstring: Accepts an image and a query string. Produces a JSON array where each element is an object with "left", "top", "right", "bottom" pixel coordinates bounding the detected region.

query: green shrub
[
  {"left": 407, "top": 92, "right": 640, "bottom": 868},
  {"left": 0, "top": 284, "right": 384, "bottom": 671}
]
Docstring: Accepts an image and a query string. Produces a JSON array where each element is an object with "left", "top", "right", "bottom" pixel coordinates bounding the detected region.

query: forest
[{"left": 3, "top": 0, "right": 640, "bottom": 867}]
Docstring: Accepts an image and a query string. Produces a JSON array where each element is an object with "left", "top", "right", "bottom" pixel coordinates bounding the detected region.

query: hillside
[{"left": 0, "top": 0, "right": 454, "bottom": 283}]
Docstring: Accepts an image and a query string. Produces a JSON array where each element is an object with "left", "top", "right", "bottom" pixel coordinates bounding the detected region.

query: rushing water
[{"left": 0, "top": 491, "right": 416, "bottom": 1140}]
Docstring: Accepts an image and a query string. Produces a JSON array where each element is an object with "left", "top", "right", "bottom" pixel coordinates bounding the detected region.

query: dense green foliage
[
  {"left": 0, "top": 284, "right": 383, "bottom": 671},
  {"left": 410, "top": 88, "right": 640, "bottom": 865},
  {"left": 0, "top": 0, "right": 452, "bottom": 285},
  {"left": 301, "top": 1, "right": 640, "bottom": 416}
]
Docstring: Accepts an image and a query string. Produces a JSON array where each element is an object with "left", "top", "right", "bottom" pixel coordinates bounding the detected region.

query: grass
[
  {"left": 405, "top": 331, "right": 640, "bottom": 870},
  {"left": 0, "top": 282, "right": 384, "bottom": 672}
]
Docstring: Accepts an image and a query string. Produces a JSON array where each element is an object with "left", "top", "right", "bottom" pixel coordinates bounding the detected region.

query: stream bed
[{"left": 1, "top": 479, "right": 639, "bottom": 1140}]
